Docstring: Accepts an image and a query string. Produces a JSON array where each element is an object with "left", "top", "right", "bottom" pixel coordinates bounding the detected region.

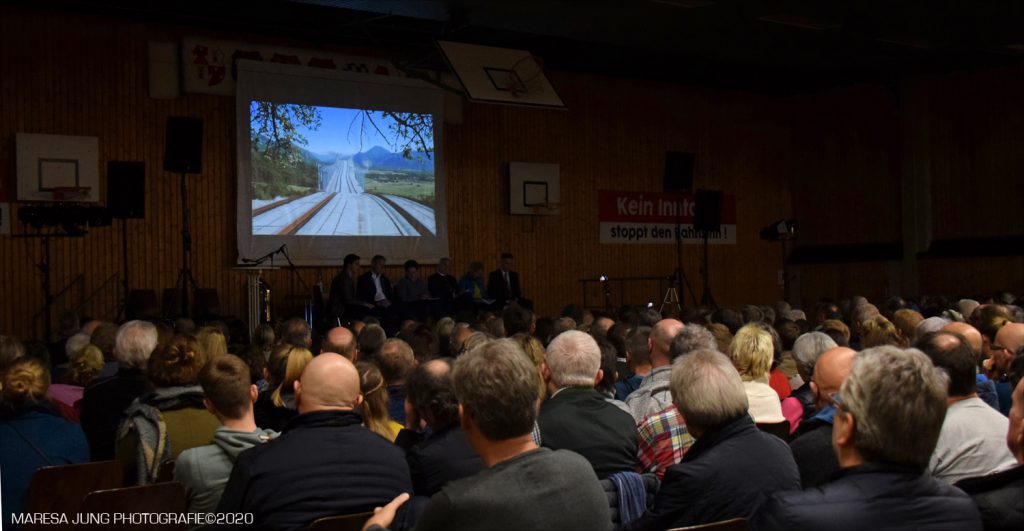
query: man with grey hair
[
  {"left": 537, "top": 331, "right": 638, "bottom": 479},
  {"left": 626, "top": 350, "right": 799, "bottom": 530},
  {"left": 755, "top": 346, "right": 982, "bottom": 530},
  {"left": 365, "top": 339, "right": 612, "bottom": 531},
  {"left": 788, "top": 332, "right": 838, "bottom": 425},
  {"left": 916, "top": 316, "right": 951, "bottom": 343},
  {"left": 80, "top": 320, "right": 158, "bottom": 460},
  {"left": 625, "top": 318, "right": 685, "bottom": 422}
]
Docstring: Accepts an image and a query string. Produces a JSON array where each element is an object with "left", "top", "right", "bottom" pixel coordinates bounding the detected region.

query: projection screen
[{"left": 235, "top": 60, "right": 448, "bottom": 266}]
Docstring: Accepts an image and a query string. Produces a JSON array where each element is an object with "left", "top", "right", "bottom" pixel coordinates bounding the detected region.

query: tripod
[
  {"left": 174, "top": 171, "right": 199, "bottom": 317},
  {"left": 662, "top": 210, "right": 699, "bottom": 315}
]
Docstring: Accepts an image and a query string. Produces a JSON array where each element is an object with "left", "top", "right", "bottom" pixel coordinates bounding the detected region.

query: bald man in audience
[
  {"left": 625, "top": 318, "right": 685, "bottom": 421},
  {"left": 944, "top": 322, "right": 1000, "bottom": 410},
  {"left": 788, "top": 347, "right": 857, "bottom": 488},
  {"left": 217, "top": 354, "right": 412, "bottom": 531},
  {"left": 322, "top": 326, "right": 357, "bottom": 361}
]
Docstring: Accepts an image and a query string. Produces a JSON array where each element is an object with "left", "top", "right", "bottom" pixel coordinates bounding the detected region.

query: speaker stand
[
  {"left": 175, "top": 171, "right": 199, "bottom": 317},
  {"left": 699, "top": 231, "right": 717, "bottom": 309},
  {"left": 115, "top": 218, "right": 131, "bottom": 321}
]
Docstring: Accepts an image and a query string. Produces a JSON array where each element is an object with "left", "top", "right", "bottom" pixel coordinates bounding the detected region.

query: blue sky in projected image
[{"left": 251, "top": 102, "right": 434, "bottom": 157}]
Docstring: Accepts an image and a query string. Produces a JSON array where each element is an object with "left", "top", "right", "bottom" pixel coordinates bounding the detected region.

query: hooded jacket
[{"left": 174, "top": 426, "right": 278, "bottom": 514}]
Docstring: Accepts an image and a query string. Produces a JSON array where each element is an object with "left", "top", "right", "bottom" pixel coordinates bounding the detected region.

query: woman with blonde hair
[
  {"left": 512, "top": 333, "right": 547, "bottom": 401},
  {"left": 729, "top": 324, "right": 785, "bottom": 424},
  {"left": 253, "top": 343, "right": 313, "bottom": 431},
  {"left": 49, "top": 344, "right": 105, "bottom": 421},
  {"left": 356, "top": 361, "right": 403, "bottom": 441},
  {"left": 196, "top": 326, "right": 229, "bottom": 360},
  {"left": 860, "top": 315, "right": 904, "bottom": 348},
  {"left": 1, "top": 357, "right": 88, "bottom": 522}
]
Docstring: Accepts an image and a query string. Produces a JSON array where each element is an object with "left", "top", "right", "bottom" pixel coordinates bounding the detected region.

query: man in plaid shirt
[{"left": 636, "top": 404, "right": 695, "bottom": 480}]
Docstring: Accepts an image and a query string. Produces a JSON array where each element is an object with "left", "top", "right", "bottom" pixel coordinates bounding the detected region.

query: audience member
[
  {"left": 819, "top": 318, "right": 851, "bottom": 347},
  {"left": 218, "top": 354, "right": 413, "bottom": 530},
  {"left": 49, "top": 343, "right": 104, "bottom": 421},
  {"left": 398, "top": 359, "right": 484, "bottom": 496},
  {"left": 992, "top": 323, "right": 1024, "bottom": 414},
  {"left": 538, "top": 331, "right": 638, "bottom": 478},
  {"left": 379, "top": 338, "right": 416, "bottom": 425},
  {"left": 614, "top": 326, "right": 651, "bottom": 400},
  {"left": 398, "top": 323, "right": 440, "bottom": 363},
  {"left": 916, "top": 316, "right": 952, "bottom": 342},
  {"left": 625, "top": 319, "right": 685, "bottom": 421},
  {"left": 435, "top": 317, "right": 456, "bottom": 357},
  {"left": 634, "top": 324, "right": 716, "bottom": 478},
  {"left": 279, "top": 318, "right": 313, "bottom": 349},
  {"left": 782, "top": 332, "right": 837, "bottom": 432},
  {"left": 788, "top": 346, "right": 857, "bottom": 488},
  {"left": 356, "top": 361, "right": 401, "bottom": 442},
  {"left": 0, "top": 357, "right": 89, "bottom": 525},
  {"left": 956, "top": 367, "right": 1024, "bottom": 530},
  {"left": 365, "top": 339, "right": 612, "bottom": 531},
  {"left": 728, "top": 324, "right": 785, "bottom": 423},
  {"left": 196, "top": 326, "right": 229, "bottom": 360},
  {"left": 916, "top": 331, "right": 1016, "bottom": 483},
  {"left": 358, "top": 323, "right": 387, "bottom": 362},
  {"left": 502, "top": 303, "right": 534, "bottom": 337},
  {"left": 893, "top": 309, "right": 924, "bottom": 346},
  {"left": 90, "top": 322, "right": 120, "bottom": 377},
  {"left": 511, "top": 333, "right": 547, "bottom": 401},
  {"left": 175, "top": 354, "right": 277, "bottom": 513},
  {"left": 80, "top": 320, "right": 158, "bottom": 460},
  {"left": 705, "top": 322, "right": 733, "bottom": 353},
  {"left": 253, "top": 344, "right": 312, "bottom": 432},
  {"left": 322, "top": 326, "right": 358, "bottom": 360},
  {"left": 943, "top": 321, "right": 1000, "bottom": 410},
  {"left": 596, "top": 339, "right": 631, "bottom": 414},
  {"left": 626, "top": 350, "right": 799, "bottom": 530},
  {"left": 117, "top": 334, "right": 219, "bottom": 484},
  {"left": 755, "top": 346, "right": 982, "bottom": 530}
]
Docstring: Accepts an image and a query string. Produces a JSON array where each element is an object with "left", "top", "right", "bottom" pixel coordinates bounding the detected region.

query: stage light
[
  {"left": 599, "top": 275, "right": 608, "bottom": 283},
  {"left": 759, "top": 219, "right": 797, "bottom": 241}
]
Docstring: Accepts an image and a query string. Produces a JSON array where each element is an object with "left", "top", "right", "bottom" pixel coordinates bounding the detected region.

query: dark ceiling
[{"left": 25, "top": 0, "right": 1024, "bottom": 94}]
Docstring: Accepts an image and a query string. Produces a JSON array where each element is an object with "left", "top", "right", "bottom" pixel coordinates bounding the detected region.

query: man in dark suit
[
  {"left": 487, "top": 252, "right": 531, "bottom": 310},
  {"left": 327, "top": 254, "right": 370, "bottom": 325},
  {"left": 537, "top": 330, "right": 638, "bottom": 479}
]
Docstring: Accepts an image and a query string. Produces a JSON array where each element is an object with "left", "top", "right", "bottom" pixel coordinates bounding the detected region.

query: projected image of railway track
[{"left": 252, "top": 158, "right": 435, "bottom": 236}]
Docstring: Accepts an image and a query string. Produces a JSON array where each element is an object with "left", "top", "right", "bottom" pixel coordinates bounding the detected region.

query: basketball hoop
[
  {"left": 529, "top": 201, "right": 560, "bottom": 216},
  {"left": 507, "top": 54, "right": 545, "bottom": 99},
  {"left": 51, "top": 186, "right": 91, "bottom": 201}
]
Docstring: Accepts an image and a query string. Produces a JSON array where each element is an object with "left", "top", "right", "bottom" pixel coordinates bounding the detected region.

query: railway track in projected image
[{"left": 251, "top": 159, "right": 436, "bottom": 237}]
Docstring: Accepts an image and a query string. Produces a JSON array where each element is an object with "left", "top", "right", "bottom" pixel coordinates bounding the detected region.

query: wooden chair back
[
  {"left": 757, "top": 420, "right": 791, "bottom": 442},
  {"left": 79, "top": 482, "right": 187, "bottom": 530},
  {"left": 669, "top": 517, "right": 749, "bottom": 531},
  {"left": 23, "top": 460, "right": 122, "bottom": 531}
]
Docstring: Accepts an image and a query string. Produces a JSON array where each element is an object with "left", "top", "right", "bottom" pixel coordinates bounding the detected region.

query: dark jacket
[
  {"left": 357, "top": 271, "right": 394, "bottom": 306},
  {"left": 754, "top": 463, "right": 982, "bottom": 531},
  {"left": 537, "top": 387, "right": 639, "bottom": 479},
  {"left": 486, "top": 269, "right": 521, "bottom": 304},
  {"left": 791, "top": 382, "right": 816, "bottom": 421},
  {"left": 427, "top": 272, "right": 458, "bottom": 301},
  {"left": 217, "top": 409, "right": 412, "bottom": 531},
  {"left": 252, "top": 390, "right": 297, "bottom": 433},
  {"left": 79, "top": 366, "right": 153, "bottom": 460},
  {"left": 1, "top": 404, "right": 89, "bottom": 524},
  {"left": 789, "top": 418, "right": 838, "bottom": 488},
  {"left": 625, "top": 414, "right": 800, "bottom": 531},
  {"left": 956, "top": 463, "right": 1024, "bottom": 531},
  {"left": 327, "top": 270, "right": 358, "bottom": 319},
  {"left": 399, "top": 424, "right": 484, "bottom": 496}
]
